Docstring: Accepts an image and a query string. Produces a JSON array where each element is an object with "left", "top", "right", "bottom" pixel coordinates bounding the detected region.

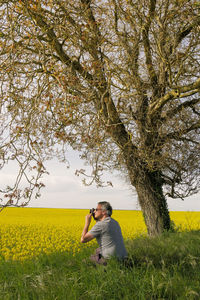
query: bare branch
[
  {"left": 149, "top": 77, "right": 200, "bottom": 115},
  {"left": 142, "top": 0, "right": 158, "bottom": 94},
  {"left": 23, "top": 4, "right": 94, "bottom": 82},
  {"left": 161, "top": 122, "right": 200, "bottom": 141},
  {"left": 173, "top": 15, "right": 200, "bottom": 50},
  {"left": 161, "top": 97, "right": 200, "bottom": 121}
]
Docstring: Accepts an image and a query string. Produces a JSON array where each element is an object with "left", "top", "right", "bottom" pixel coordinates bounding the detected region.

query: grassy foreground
[{"left": 0, "top": 230, "right": 200, "bottom": 300}]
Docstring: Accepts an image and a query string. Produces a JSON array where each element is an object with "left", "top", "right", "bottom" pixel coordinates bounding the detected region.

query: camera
[
  {"left": 89, "top": 208, "right": 95, "bottom": 216},
  {"left": 89, "top": 208, "right": 97, "bottom": 220}
]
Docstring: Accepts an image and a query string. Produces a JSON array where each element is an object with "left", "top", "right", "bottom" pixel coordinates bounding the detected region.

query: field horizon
[{"left": 1, "top": 206, "right": 200, "bottom": 212}]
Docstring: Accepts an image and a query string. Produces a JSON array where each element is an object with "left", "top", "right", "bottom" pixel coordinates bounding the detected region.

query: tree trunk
[
  {"left": 122, "top": 143, "right": 171, "bottom": 236},
  {"left": 135, "top": 171, "right": 171, "bottom": 236}
]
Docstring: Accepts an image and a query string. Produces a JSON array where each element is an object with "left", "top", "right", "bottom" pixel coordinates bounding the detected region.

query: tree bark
[
  {"left": 121, "top": 141, "right": 171, "bottom": 236},
  {"left": 135, "top": 171, "right": 171, "bottom": 236}
]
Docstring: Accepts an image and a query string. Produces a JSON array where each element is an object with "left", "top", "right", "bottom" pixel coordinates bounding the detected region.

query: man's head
[{"left": 94, "top": 201, "right": 112, "bottom": 221}]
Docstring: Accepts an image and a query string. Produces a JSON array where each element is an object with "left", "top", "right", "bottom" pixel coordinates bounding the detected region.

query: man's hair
[{"left": 98, "top": 201, "right": 112, "bottom": 216}]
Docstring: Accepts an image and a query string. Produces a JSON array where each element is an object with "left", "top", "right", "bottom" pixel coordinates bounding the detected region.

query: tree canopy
[{"left": 0, "top": 0, "right": 199, "bottom": 234}]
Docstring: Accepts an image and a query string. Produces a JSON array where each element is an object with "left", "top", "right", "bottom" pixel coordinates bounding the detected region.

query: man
[{"left": 81, "top": 201, "right": 128, "bottom": 265}]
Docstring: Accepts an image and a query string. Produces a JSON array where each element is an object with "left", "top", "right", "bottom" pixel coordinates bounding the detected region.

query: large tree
[{"left": 0, "top": 0, "right": 199, "bottom": 235}]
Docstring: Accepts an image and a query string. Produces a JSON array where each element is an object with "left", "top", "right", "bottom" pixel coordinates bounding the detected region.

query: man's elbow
[
  {"left": 81, "top": 233, "right": 93, "bottom": 243},
  {"left": 81, "top": 236, "right": 86, "bottom": 243}
]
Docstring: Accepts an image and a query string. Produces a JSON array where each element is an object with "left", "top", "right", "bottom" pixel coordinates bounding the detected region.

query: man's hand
[
  {"left": 81, "top": 213, "right": 94, "bottom": 243},
  {"left": 85, "top": 213, "right": 92, "bottom": 225}
]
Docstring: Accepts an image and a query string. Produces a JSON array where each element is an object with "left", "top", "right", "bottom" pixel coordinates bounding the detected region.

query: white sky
[{"left": 1, "top": 149, "right": 200, "bottom": 211}]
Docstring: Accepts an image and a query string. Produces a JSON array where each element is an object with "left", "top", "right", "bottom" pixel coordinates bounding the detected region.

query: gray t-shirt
[{"left": 89, "top": 217, "right": 127, "bottom": 259}]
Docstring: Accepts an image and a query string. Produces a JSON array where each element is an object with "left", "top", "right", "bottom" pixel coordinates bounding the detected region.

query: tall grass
[{"left": 0, "top": 230, "right": 200, "bottom": 300}]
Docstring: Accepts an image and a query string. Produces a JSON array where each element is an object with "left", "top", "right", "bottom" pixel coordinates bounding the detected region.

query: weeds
[{"left": 0, "top": 231, "right": 200, "bottom": 299}]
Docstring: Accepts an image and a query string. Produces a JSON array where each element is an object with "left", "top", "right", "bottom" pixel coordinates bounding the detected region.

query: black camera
[
  {"left": 90, "top": 208, "right": 97, "bottom": 220},
  {"left": 89, "top": 208, "right": 95, "bottom": 216}
]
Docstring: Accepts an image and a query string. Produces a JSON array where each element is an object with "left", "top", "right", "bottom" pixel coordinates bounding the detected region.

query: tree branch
[
  {"left": 173, "top": 15, "right": 200, "bottom": 50},
  {"left": 149, "top": 77, "right": 200, "bottom": 115},
  {"left": 161, "top": 121, "right": 200, "bottom": 141},
  {"left": 161, "top": 97, "right": 200, "bottom": 121},
  {"left": 111, "top": 0, "right": 144, "bottom": 94},
  {"left": 142, "top": 0, "right": 158, "bottom": 94},
  {"left": 25, "top": 7, "right": 94, "bottom": 83}
]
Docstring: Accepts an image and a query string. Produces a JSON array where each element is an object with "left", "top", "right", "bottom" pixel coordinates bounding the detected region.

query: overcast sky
[{"left": 1, "top": 149, "right": 200, "bottom": 211}]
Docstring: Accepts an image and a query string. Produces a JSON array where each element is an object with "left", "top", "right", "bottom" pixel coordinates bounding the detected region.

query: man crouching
[{"left": 81, "top": 201, "right": 128, "bottom": 266}]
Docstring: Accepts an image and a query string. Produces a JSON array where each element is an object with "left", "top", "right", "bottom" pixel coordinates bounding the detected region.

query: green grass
[{"left": 0, "top": 230, "right": 200, "bottom": 300}]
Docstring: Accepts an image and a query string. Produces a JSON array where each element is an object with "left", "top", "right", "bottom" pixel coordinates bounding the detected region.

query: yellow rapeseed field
[{"left": 0, "top": 208, "right": 199, "bottom": 261}]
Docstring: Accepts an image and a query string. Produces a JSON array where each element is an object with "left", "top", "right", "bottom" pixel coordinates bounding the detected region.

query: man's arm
[{"left": 81, "top": 214, "right": 95, "bottom": 243}]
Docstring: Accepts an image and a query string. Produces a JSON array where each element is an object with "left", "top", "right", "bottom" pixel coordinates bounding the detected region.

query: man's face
[{"left": 94, "top": 204, "right": 104, "bottom": 221}]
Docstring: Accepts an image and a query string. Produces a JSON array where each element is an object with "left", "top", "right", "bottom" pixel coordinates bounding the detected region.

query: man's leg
[{"left": 90, "top": 248, "right": 107, "bottom": 266}]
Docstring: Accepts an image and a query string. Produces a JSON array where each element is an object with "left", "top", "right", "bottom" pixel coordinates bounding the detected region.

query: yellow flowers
[
  {"left": 0, "top": 208, "right": 199, "bottom": 261},
  {"left": 0, "top": 208, "right": 95, "bottom": 261}
]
